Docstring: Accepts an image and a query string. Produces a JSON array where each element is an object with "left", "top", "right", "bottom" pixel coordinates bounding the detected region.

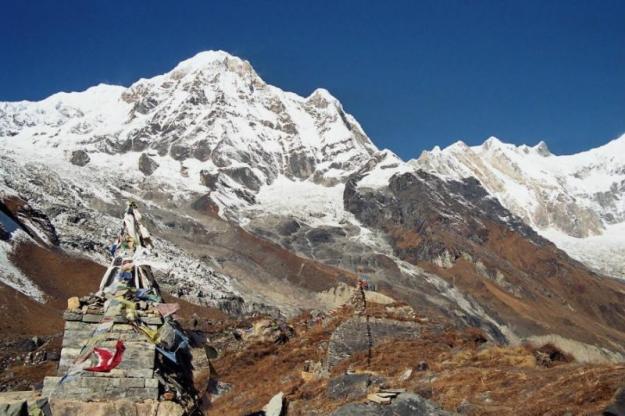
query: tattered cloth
[{"left": 85, "top": 340, "right": 126, "bottom": 372}]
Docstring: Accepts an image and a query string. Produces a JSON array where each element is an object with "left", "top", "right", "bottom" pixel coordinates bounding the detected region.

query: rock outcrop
[
  {"left": 326, "top": 373, "right": 384, "bottom": 401},
  {"left": 327, "top": 317, "right": 420, "bottom": 369},
  {"left": 138, "top": 153, "right": 159, "bottom": 176},
  {"left": 69, "top": 150, "right": 90, "bottom": 167},
  {"left": 331, "top": 393, "right": 457, "bottom": 416}
]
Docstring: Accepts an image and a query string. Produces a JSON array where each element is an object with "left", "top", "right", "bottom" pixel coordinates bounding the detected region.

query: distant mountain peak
[
  {"left": 482, "top": 136, "right": 503, "bottom": 148},
  {"left": 414, "top": 134, "right": 625, "bottom": 278},
  {"left": 533, "top": 140, "right": 551, "bottom": 156}
]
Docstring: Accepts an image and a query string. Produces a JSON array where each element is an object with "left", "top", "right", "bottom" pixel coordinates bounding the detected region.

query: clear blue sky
[{"left": 1, "top": 1, "right": 624, "bottom": 159}]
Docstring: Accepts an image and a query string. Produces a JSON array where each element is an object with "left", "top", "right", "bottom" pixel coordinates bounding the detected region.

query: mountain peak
[
  {"left": 306, "top": 88, "right": 341, "bottom": 109},
  {"left": 168, "top": 50, "right": 260, "bottom": 82},
  {"left": 482, "top": 136, "right": 504, "bottom": 150},
  {"left": 533, "top": 140, "right": 551, "bottom": 156},
  {"left": 173, "top": 50, "right": 239, "bottom": 69},
  {"left": 447, "top": 140, "right": 469, "bottom": 151},
  {"left": 308, "top": 88, "right": 335, "bottom": 100}
]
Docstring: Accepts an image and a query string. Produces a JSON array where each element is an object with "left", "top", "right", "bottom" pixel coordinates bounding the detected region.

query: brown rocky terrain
[
  {"left": 200, "top": 302, "right": 625, "bottom": 415},
  {"left": 2, "top": 232, "right": 625, "bottom": 414},
  {"left": 345, "top": 168, "right": 625, "bottom": 361}
]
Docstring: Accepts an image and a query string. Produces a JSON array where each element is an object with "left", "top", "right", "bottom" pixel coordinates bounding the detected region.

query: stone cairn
[
  {"left": 348, "top": 279, "right": 373, "bottom": 367},
  {"left": 349, "top": 279, "right": 367, "bottom": 315},
  {"left": 42, "top": 202, "right": 199, "bottom": 414}
]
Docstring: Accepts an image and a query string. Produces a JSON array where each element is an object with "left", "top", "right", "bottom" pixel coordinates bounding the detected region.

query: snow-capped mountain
[
  {"left": 0, "top": 50, "right": 378, "bottom": 314},
  {"left": 0, "top": 51, "right": 376, "bottom": 216},
  {"left": 414, "top": 135, "right": 625, "bottom": 278}
]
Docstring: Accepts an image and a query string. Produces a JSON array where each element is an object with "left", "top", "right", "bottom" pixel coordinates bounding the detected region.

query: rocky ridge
[{"left": 413, "top": 135, "right": 625, "bottom": 278}]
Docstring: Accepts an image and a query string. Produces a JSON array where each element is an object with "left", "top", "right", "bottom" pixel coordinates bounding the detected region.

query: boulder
[
  {"left": 326, "top": 373, "right": 384, "bottom": 401},
  {"left": 327, "top": 317, "right": 421, "bottom": 368},
  {"left": 138, "top": 153, "right": 159, "bottom": 176},
  {"left": 331, "top": 393, "right": 457, "bottom": 416},
  {"left": 69, "top": 150, "right": 90, "bottom": 167},
  {"left": 262, "top": 392, "right": 285, "bottom": 416},
  {"left": 192, "top": 139, "right": 212, "bottom": 161},
  {"left": 604, "top": 386, "right": 625, "bottom": 416},
  {"left": 170, "top": 144, "right": 191, "bottom": 161},
  {"left": 200, "top": 170, "right": 220, "bottom": 189},
  {"left": 245, "top": 318, "right": 293, "bottom": 344},
  {"left": 0, "top": 197, "right": 59, "bottom": 246},
  {"left": 223, "top": 166, "right": 263, "bottom": 191}
]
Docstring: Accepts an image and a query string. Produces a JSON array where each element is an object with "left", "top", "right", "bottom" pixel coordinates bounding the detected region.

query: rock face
[
  {"left": 331, "top": 393, "right": 457, "bottom": 416},
  {"left": 0, "top": 196, "right": 59, "bottom": 246},
  {"left": 0, "top": 222, "right": 9, "bottom": 241},
  {"left": 414, "top": 135, "right": 625, "bottom": 278},
  {"left": 138, "top": 153, "right": 159, "bottom": 176},
  {"left": 200, "top": 170, "right": 219, "bottom": 189},
  {"left": 326, "top": 317, "right": 420, "bottom": 368},
  {"left": 69, "top": 150, "right": 90, "bottom": 166},
  {"left": 345, "top": 168, "right": 545, "bottom": 263}
]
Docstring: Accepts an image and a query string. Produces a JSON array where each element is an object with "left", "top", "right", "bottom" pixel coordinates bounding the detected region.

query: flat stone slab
[
  {"left": 84, "top": 369, "right": 155, "bottom": 379},
  {"left": 63, "top": 311, "right": 83, "bottom": 321},
  {"left": 140, "top": 316, "right": 163, "bottom": 325},
  {"left": 43, "top": 376, "right": 159, "bottom": 401},
  {"left": 0, "top": 391, "right": 39, "bottom": 404},
  {"left": 62, "top": 328, "right": 150, "bottom": 347},
  {"left": 63, "top": 312, "right": 162, "bottom": 326},
  {"left": 49, "top": 399, "right": 185, "bottom": 416}
]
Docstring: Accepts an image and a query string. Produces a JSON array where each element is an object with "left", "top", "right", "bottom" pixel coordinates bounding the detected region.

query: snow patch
[{"left": 0, "top": 231, "right": 45, "bottom": 302}]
